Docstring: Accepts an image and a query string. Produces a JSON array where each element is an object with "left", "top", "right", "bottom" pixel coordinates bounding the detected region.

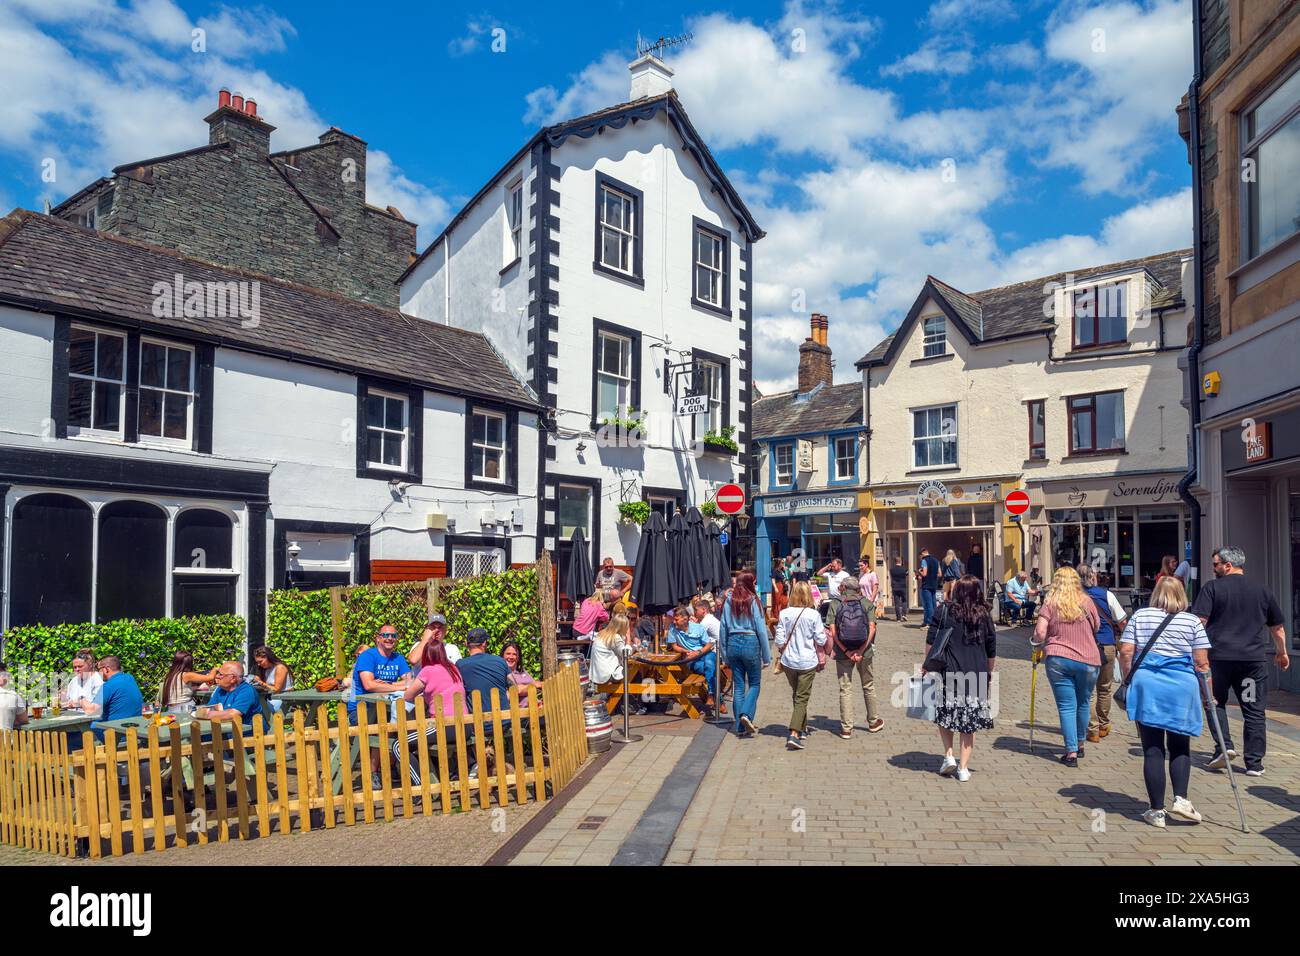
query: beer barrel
[
  {"left": 583, "top": 696, "right": 613, "bottom": 753},
  {"left": 557, "top": 650, "right": 591, "bottom": 696}
]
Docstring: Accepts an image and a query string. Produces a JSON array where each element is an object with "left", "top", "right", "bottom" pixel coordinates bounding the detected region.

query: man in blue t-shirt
[
  {"left": 457, "top": 628, "right": 511, "bottom": 712},
  {"left": 89, "top": 656, "right": 144, "bottom": 741},
  {"left": 667, "top": 605, "right": 717, "bottom": 711},
  {"left": 916, "top": 549, "right": 942, "bottom": 627},
  {"left": 350, "top": 625, "right": 412, "bottom": 789},
  {"left": 198, "top": 662, "right": 262, "bottom": 729}
]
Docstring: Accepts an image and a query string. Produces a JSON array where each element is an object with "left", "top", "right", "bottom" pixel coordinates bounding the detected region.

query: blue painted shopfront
[{"left": 755, "top": 491, "right": 859, "bottom": 596}]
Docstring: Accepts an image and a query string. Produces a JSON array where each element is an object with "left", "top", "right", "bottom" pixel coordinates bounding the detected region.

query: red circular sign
[
  {"left": 1004, "top": 490, "right": 1031, "bottom": 516},
  {"left": 715, "top": 483, "right": 746, "bottom": 515}
]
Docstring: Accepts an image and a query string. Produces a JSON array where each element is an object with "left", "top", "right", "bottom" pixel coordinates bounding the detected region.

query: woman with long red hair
[{"left": 719, "top": 572, "right": 772, "bottom": 737}]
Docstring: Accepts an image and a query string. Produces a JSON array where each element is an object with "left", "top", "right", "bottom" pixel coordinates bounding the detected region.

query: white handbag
[{"left": 906, "top": 674, "right": 939, "bottom": 721}]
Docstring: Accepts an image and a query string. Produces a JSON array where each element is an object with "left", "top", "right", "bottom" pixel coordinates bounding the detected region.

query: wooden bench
[{"left": 597, "top": 657, "right": 709, "bottom": 719}]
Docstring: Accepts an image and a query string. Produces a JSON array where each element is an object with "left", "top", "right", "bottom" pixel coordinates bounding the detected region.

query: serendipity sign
[{"left": 763, "top": 493, "right": 857, "bottom": 518}]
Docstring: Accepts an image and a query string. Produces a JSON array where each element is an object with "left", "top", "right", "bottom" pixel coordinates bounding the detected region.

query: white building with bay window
[{"left": 399, "top": 53, "right": 764, "bottom": 593}]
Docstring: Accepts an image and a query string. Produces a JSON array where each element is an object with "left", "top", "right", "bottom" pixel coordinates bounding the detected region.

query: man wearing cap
[
  {"left": 457, "top": 628, "right": 512, "bottom": 712},
  {"left": 407, "top": 613, "right": 463, "bottom": 668}
]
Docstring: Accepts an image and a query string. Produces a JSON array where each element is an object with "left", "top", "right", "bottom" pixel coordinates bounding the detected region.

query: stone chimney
[
  {"left": 205, "top": 88, "right": 275, "bottom": 156},
  {"left": 798, "top": 314, "right": 833, "bottom": 392},
  {"left": 629, "top": 53, "right": 674, "bottom": 100}
]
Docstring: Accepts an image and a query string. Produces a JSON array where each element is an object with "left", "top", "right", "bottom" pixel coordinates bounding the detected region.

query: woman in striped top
[{"left": 1120, "top": 577, "right": 1212, "bottom": 828}]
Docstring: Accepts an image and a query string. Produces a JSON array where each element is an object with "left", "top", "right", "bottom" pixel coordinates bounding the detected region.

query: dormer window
[
  {"left": 922, "top": 315, "right": 946, "bottom": 357},
  {"left": 1072, "top": 282, "right": 1127, "bottom": 347}
]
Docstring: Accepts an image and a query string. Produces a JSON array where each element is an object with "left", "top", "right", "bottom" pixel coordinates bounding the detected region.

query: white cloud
[
  {"left": 881, "top": 38, "right": 975, "bottom": 78},
  {"left": 197, "top": 5, "right": 297, "bottom": 57},
  {"left": 926, "top": 0, "right": 1022, "bottom": 27}
]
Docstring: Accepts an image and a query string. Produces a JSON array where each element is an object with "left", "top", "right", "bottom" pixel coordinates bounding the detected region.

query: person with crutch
[{"left": 1118, "top": 577, "right": 1212, "bottom": 829}]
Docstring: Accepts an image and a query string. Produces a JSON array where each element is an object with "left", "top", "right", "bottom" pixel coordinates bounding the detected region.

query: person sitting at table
[
  {"left": 196, "top": 662, "right": 261, "bottom": 729},
  {"left": 0, "top": 661, "right": 28, "bottom": 731},
  {"left": 590, "top": 611, "right": 631, "bottom": 687},
  {"left": 667, "top": 604, "right": 717, "bottom": 715},
  {"left": 457, "top": 628, "right": 512, "bottom": 712},
  {"left": 62, "top": 648, "right": 103, "bottom": 712},
  {"left": 406, "top": 613, "right": 463, "bottom": 669},
  {"left": 89, "top": 657, "right": 144, "bottom": 739},
  {"left": 404, "top": 637, "right": 466, "bottom": 718},
  {"left": 1005, "top": 570, "right": 1036, "bottom": 624},
  {"left": 157, "top": 651, "right": 218, "bottom": 715},
  {"left": 501, "top": 641, "right": 536, "bottom": 703},
  {"left": 249, "top": 645, "right": 294, "bottom": 712},
  {"left": 350, "top": 624, "right": 413, "bottom": 790}
]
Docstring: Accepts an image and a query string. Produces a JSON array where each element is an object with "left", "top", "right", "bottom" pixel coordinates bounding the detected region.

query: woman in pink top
[
  {"left": 573, "top": 589, "right": 610, "bottom": 640},
  {"left": 403, "top": 639, "right": 466, "bottom": 718},
  {"left": 1033, "top": 567, "right": 1101, "bottom": 767}
]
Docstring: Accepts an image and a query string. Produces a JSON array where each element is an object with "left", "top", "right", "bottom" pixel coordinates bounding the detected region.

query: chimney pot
[
  {"left": 218, "top": 88, "right": 231, "bottom": 110},
  {"left": 231, "top": 92, "right": 244, "bottom": 112},
  {"left": 244, "top": 98, "right": 257, "bottom": 117}
]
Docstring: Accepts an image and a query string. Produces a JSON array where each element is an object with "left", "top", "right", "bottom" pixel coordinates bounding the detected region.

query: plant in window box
[
  {"left": 703, "top": 425, "right": 739, "bottom": 455},
  {"left": 598, "top": 408, "right": 647, "bottom": 445},
  {"left": 700, "top": 500, "right": 721, "bottom": 520},
  {"left": 618, "top": 500, "right": 652, "bottom": 526}
]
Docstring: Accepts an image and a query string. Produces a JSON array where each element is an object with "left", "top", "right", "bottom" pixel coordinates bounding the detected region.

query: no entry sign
[
  {"left": 1004, "top": 489, "right": 1031, "bottom": 516},
  {"left": 715, "top": 483, "right": 746, "bottom": 515}
]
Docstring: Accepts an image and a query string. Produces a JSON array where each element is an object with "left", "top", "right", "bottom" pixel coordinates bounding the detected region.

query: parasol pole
[{"left": 612, "top": 643, "right": 642, "bottom": 744}]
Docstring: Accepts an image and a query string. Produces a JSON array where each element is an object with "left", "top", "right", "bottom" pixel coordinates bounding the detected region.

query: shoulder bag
[
  {"left": 1113, "top": 612, "right": 1174, "bottom": 709},
  {"left": 923, "top": 603, "right": 956, "bottom": 672}
]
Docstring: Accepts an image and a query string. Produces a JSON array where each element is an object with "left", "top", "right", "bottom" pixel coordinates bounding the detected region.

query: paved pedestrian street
[{"left": 518, "top": 619, "right": 1300, "bottom": 865}]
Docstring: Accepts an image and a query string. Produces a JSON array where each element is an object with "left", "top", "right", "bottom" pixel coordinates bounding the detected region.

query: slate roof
[
  {"left": 398, "top": 91, "right": 764, "bottom": 283},
  {"left": 0, "top": 210, "right": 538, "bottom": 409},
  {"left": 857, "top": 249, "right": 1191, "bottom": 368},
  {"left": 752, "top": 382, "right": 863, "bottom": 441}
]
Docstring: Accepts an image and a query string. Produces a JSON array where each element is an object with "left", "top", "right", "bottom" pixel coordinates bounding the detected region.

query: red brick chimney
[{"left": 798, "top": 313, "right": 833, "bottom": 392}]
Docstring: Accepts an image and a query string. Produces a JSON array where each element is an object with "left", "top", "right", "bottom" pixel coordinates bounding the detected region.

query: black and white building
[
  {"left": 0, "top": 211, "right": 540, "bottom": 639},
  {"left": 399, "top": 53, "right": 764, "bottom": 583}
]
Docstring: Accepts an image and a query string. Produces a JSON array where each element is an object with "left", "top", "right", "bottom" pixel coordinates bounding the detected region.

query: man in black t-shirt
[
  {"left": 888, "top": 557, "right": 909, "bottom": 622},
  {"left": 1191, "top": 546, "right": 1289, "bottom": 776},
  {"left": 916, "top": 549, "right": 942, "bottom": 627}
]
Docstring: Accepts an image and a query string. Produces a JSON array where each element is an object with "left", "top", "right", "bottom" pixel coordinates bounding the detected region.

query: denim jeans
[
  {"left": 1044, "top": 655, "right": 1099, "bottom": 754},
  {"left": 690, "top": 649, "right": 717, "bottom": 698},
  {"left": 726, "top": 634, "right": 764, "bottom": 731},
  {"left": 920, "top": 588, "right": 938, "bottom": 626}
]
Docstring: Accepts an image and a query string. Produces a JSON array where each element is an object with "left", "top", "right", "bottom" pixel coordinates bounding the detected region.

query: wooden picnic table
[
  {"left": 26, "top": 712, "right": 96, "bottom": 734},
  {"left": 596, "top": 654, "right": 709, "bottom": 719}
]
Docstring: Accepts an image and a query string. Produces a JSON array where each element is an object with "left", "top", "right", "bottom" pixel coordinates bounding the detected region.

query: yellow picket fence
[{"left": 0, "top": 662, "right": 588, "bottom": 859}]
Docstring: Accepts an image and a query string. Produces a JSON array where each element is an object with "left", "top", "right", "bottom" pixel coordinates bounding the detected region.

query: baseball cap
[
  {"left": 427, "top": 613, "right": 448, "bottom": 627},
  {"left": 466, "top": 627, "right": 490, "bottom": 646}
]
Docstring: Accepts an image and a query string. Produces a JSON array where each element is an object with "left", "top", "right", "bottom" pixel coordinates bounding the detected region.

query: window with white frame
[
  {"left": 138, "top": 340, "right": 194, "bottom": 443},
  {"left": 694, "top": 228, "right": 724, "bottom": 306},
  {"left": 696, "top": 360, "right": 723, "bottom": 433},
  {"left": 68, "top": 326, "right": 126, "bottom": 435},
  {"left": 450, "top": 547, "right": 505, "bottom": 578},
  {"left": 365, "top": 388, "right": 408, "bottom": 470},
  {"left": 646, "top": 494, "right": 679, "bottom": 520},
  {"left": 773, "top": 443, "right": 794, "bottom": 486},
  {"left": 471, "top": 408, "right": 507, "bottom": 482},
  {"left": 1243, "top": 65, "right": 1300, "bottom": 260},
  {"left": 598, "top": 183, "right": 635, "bottom": 274},
  {"left": 922, "top": 315, "right": 946, "bottom": 357},
  {"left": 596, "top": 330, "right": 633, "bottom": 420},
  {"left": 506, "top": 180, "right": 523, "bottom": 263},
  {"left": 834, "top": 435, "right": 856, "bottom": 481},
  {"left": 913, "top": 404, "right": 958, "bottom": 468}
]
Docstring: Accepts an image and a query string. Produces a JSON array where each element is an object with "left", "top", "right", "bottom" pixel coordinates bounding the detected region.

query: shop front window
[{"left": 1137, "top": 507, "right": 1181, "bottom": 592}]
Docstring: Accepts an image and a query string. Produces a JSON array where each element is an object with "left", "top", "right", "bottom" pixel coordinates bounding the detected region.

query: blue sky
[{"left": 0, "top": 0, "right": 1194, "bottom": 390}]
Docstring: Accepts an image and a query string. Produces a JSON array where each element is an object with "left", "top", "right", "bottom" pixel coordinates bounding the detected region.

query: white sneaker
[
  {"left": 1168, "top": 797, "right": 1202, "bottom": 823},
  {"left": 955, "top": 768, "right": 972, "bottom": 782},
  {"left": 1142, "top": 808, "right": 1167, "bottom": 828},
  {"left": 939, "top": 755, "right": 958, "bottom": 777},
  {"left": 1245, "top": 768, "right": 1266, "bottom": 777}
]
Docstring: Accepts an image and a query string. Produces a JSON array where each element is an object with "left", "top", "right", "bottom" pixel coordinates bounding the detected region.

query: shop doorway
[{"left": 915, "top": 529, "right": 989, "bottom": 591}]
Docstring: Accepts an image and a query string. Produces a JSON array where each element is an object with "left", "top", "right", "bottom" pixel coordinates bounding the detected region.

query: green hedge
[
  {"left": 264, "top": 568, "right": 543, "bottom": 687},
  {"left": 1, "top": 615, "right": 247, "bottom": 703}
]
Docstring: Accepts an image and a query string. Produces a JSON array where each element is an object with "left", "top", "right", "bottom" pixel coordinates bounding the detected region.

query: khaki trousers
[
  {"left": 1089, "top": 644, "right": 1116, "bottom": 735},
  {"left": 783, "top": 667, "right": 817, "bottom": 733},
  {"left": 836, "top": 650, "right": 880, "bottom": 733}
]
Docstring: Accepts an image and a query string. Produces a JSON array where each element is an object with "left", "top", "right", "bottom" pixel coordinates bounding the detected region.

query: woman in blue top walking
[
  {"left": 1119, "top": 576, "right": 1212, "bottom": 828},
  {"left": 719, "top": 572, "right": 771, "bottom": 738}
]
